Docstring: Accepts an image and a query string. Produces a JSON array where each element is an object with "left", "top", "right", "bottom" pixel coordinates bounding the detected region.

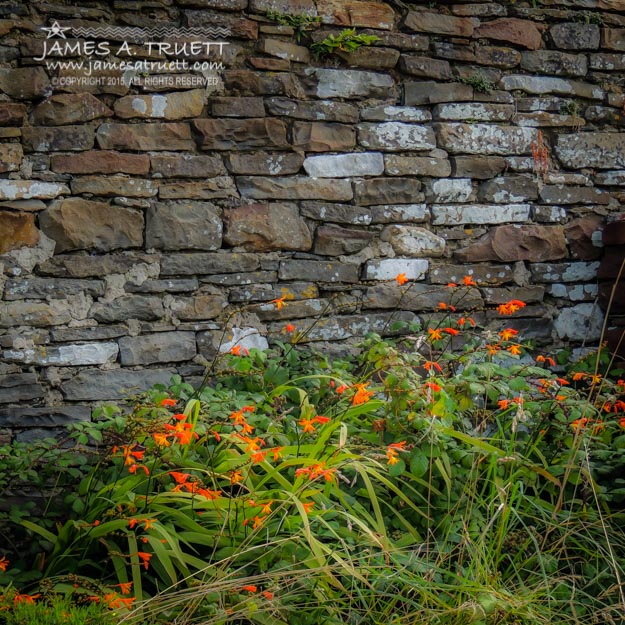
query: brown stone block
[
  {"left": 51, "top": 151, "right": 150, "bottom": 175},
  {"left": 292, "top": 121, "right": 355, "bottom": 151},
  {"left": 313, "top": 224, "right": 374, "bottom": 255},
  {"left": 30, "top": 93, "right": 113, "bottom": 126},
  {"left": 0, "top": 211, "right": 39, "bottom": 254},
  {"left": 0, "top": 67, "right": 50, "bottom": 99},
  {"left": 192, "top": 118, "right": 288, "bottom": 150},
  {"left": 404, "top": 10, "right": 475, "bottom": 37},
  {"left": 602, "top": 28, "right": 625, "bottom": 51},
  {"left": 22, "top": 126, "right": 95, "bottom": 152},
  {"left": 474, "top": 18, "right": 543, "bottom": 50},
  {"left": 96, "top": 123, "right": 194, "bottom": 151},
  {"left": 317, "top": 0, "right": 395, "bottom": 30},
  {"left": 0, "top": 144, "right": 22, "bottom": 173},
  {"left": 564, "top": 215, "right": 604, "bottom": 260},
  {"left": 0, "top": 103, "right": 26, "bottom": 126}
]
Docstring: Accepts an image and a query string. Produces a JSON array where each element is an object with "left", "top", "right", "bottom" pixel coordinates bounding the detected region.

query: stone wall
[{"left": 1, "top": 0, "right": 624, "bottom": 438}]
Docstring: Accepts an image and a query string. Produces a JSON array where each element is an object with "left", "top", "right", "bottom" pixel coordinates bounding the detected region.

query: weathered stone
[
  {"left": 455, "top": 225, "right": 567, "bottom": 262},
  {"left": 0, "top": 67, "right": 50, "bottom": 99},
  {"left": 369, "top": 204, "right": 429, "bottom": 223},
  {"left": 303, "top": 152, "right": 384, "bottom": 177},
  {"left": 432, "top": 41, "right": 477, "bottom": 62},
  {"left": 61, "top": 368, "right": 175, "bottom": 401},
  {"left": 265, "top": 97, "right": 359, "bottom": 122},
  {"left": 554, "top": 303, "right": 604, "bottom": 340},
  {"left": 71, "top": 176, "right": 158, "bottom": 198},
  {"left": 514, "top": 112, "right": 586, "bottom": 127},
  {"left": 363, "top": 282, "right": 484, "bottom": 312},
  {"left": 202, "top": 271, "right": 276, "bottom": 287},
  {"left": 257, "top": 297, "right": 329, "bottom": 321},
  {"left": 530, "top": 261, "right": 600, "bottom": 283},
  {"left": 360, "top": 105, "right": 431, "bottom": 122},
  {"left": 548, "top": 283, "right": 598, "bottom": 302},
  {"left": 38, "top": 253, "right": 158, "bottom": 278},
  {"left": 22, "top": 126, "right": 95, "bottom": 152},
  {"left": 250, "top": 0, "right": 316, "bottom": 14},
  {"left": 170, "top": 292, "right": 228, "bottom": 320},
  {"left": 114, "top": 90, "right": 206, "bottom": 119},
  {"left": 182, "top": 10, "right": 259, "bottom": 39},
  {"left": 452, "top": 3, "right": 506, "bottom": 16},
  {"left": 404, "top": 10, "right": 475, "bottom": 37},
  {"left": 39, "top": 198, "right": 144, "bottom": 253},
  {"left": 584, "top": 106, "right": 625, "bottom": 127},
  {"left": 4, "top": 277, "right": 104, "bottom": 300},
  {"left": 451, "top": 155, "right": 507, "bottom": 178},
  {"left": 250, "top": 56, "right": 291, "bottom": 70},
  {"left": 589, "top": 53, "right": 625, "bottom": 71},
  {"left": 602, "top": 28, "right": 625, "bottom": 51},
  {"left": 127, "top": 278, "right": 199, "bottom": 293},
  {"left": 432, "top": 203, "right": 531, "bottom": 225},
  {"left": 539, "top": 185, "right": 611, "bottom": 205},
  {"left": 158, "top": 177, "right": 238, "bottom": 200},
  {"left": 293, "top": 121, "right": 356, "bottom": 151},
  {"left": 0, "top": 405, "right": 90, "bottom": 428},
  {"left": 4, "top": 342, "right": 118, "bottom": 366},
  {"left": 313, "top": 225, "right": 374, "bottom": 255},
  {"left": 382, "top": 225, "right": 446, "bottom": 257},
  {"left": 354, "top": 178, "right": 423, "bottom": 206},
  {"left": 177, "top": 0, "right": 247, "bottom": 8},
  {"left": 334, "top": 46, "right": 400, "bottom": 69},
  {"left": 478, "top": 176, "right": 539, "bottom": 203},
  {"left": 0, "top": 143, "right": 21, "bottom": 172},
  {"left": 384, "top": 155, "right": 451, "bottom": 177},
  {"left": 229, "top": 281, "right": 318, "bottom": 303},
  {"left": 279, "top": 260, "right": 360, "bottom": 282},
  {"left": 474, "top": 45, "right": 521, "bottom": 68},
  {"left": 500, "top": 75, "right": 604, "bottom": 100},
  {"left": 30, "top": 94, "right": 112, "bottom": 125},
  {"left": 161, "top": 253, "right": 259, "bottom": 276},
  {"left": 0, "top": 211, "right": 39, "bottom": 254},
  {"left": 404, "top": 81, "right": 473, "bottom": 105},
  {"left": 97, "top": 123, "right": 194, "bottom": 151},
  {"left": 307, "top": 68, "right": 396, "bottom": 99},
  {"left": 192, "top": 118, "right": 288, "bottom": 150},
  {"left": 555, "top": 132, "right": 625, "bottom": 169},
  {"left": 481, "top": 286, "right": 545, "bottom": 304},
  {"left": 300, "top": 202, "right": 372, "bottom": 225},
  {"left": 520, "top": 50, "right": 588, "bottom": 76},
  {"left": 211, "top": 97, "right": 265, "bottom": 117},
  {"left": 52, "top": 151, "right": 150, "bottom": 175},
  {"left": 224, "top": 203, "right": 312, "bottom": 251},
  {"left": 224, "top": 151, "right": 303, "bottom": 175},
  {"left": 146, "top": 201, "right": 222, "bottom": 251},
  {"left": 358, "top": 122, "right": 436, "bottom": 151},
  {"left": 430, "top": 263, "right": 514, "bottom": 285},
  {"left": 0, "top": 301, "right": 72, "bottom": 327},
  {"left": 118, "top": 332, "right": 196, "bottom": 365},
  {"left": 237, "top": 176, "right": 353, "bottom": 201},
  {"left": 0, "top": 102, "right": 26, "bottom": 126},
  {"left": 565, "top": 215, "right": 604, "bottom": 260},
  {"left": 364, "top": 258, "right": 429, "bottom": 280},
  {"left": 258, "top": 38, "right": 310, "bottom": 62},
  {"left": 317, "top": 0, "right": 394, "bottom": 29},
  {"left": 0, "top": 180, "right": 68, "bottom": 201},
  {"left": 474, "top": 18, "right": 543, "bottom": 50},
  {"left": 90, "top": 296, "right": 165, "bottom": 323},
  {"left": 550, "top": 22, "right": 600, "bottom": 49},
  {"left": 400, "top": 55, "right": 452, "bottom": 80},
  {"left": 150, "top": 153, "right": 225, "bottom": 178},
  {"left": 433, "top": 102, "right": 515, "bottom": 121},
  {"left": 435, "top": 123, "right": 537, "bottom": 155},
  {"left": 424, "top": 179, "right": 473, "bottom": 203},
  {"left": 0, "top": 200, "right": 45, "bottom": 212},
  {"left": 0, "top": 372, "right": 44, "bottom": 404}
]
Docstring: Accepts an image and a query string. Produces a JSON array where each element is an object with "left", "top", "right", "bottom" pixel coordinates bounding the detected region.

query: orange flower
[
  {"left": 507, "top": 344, "right": 522, "bottom": 356},
  {"left": 442, "top": 327, "right": 459, "bottom": 336},
  {"left": 536, "top": 355, "right": 556, "bottom": 367},
  {"left": 301, "top": 501, "right": 314, "bottom": 514},
  {"left": 0, "top": 555, "right": 8, "bottom": 572},
  {"left": 271, "top": 446, "right": 283, "bottom": 462},
  {"left": 261, "top": 591, "right": 274, "bottom": 600},
  {"left": 499, "top": 328, "right": 519, "bottom": 341},
  {"left": 231, "top": 345, "right": 242, "bottom": 356},
  {"left": 137, "top": 552, "right": 152, "bottom": 570},
  {"left": 336, "top": 384, "right": 348, "bottom": 394},
  {"left": 458, "top": 317, "right": 475, "bottom": 327},
  {"left": 14, "top": 593, "right": 40, "bottom": 605},
  {"left": 197, "top": 488, "right": 221, "bottom": 500},
  {"left": 160, "top": 398, "right": 177, "bottom": 407},
  {"left": 428, "top": 328, "right": 443, "bottom": 341},
  {"left": 271, "top": 296, "right": 286, "bottom": 310},
  {"left": 242, "top": 585, "right": 257, "bottom": 593},
  {"left": 423, "top": 360, "right": 442, "bottom": 373},
  {"left": 314, "top": 415, "right": 330, "bottom": 424},
  {"left": 128, "top": 518, "right": 139, "bottom": 529},
  {"left": 498, "top": 399, "right": 510, "bottom": 410},
  {"left": 251, "top": 450, "right": 268, "bottom": 464},
  {"left": 143, "top": 519, "right": 156, "bottom": 530},
  {"left": 170, "top": 471, "right": 190, "bottom": 484},
  {"left": 153, "top": 433, "right": 170, "bottom": 447},
  {"left": 425, "top": 382, "right": 441, "bottom": 392},
  {"left": 463, "top": 275, "right": 477, "bottom": 286},
  {"left": 438, "top": 302, "right": 457, "bottom": 312},
  {"left": 285, "top": 323, "right": 296, "bottom": 333},
  {"left": 497, "top": 300, "right": 526, "bottom": 316},
  {"left": 395, "top": 273, "right": 408, "bottom": 285},
  {"left": 128, "top": 464, "right": 149, "bottom": 476},
  {"left": 299, "top": 417, "right": 317, "bottom": 434},
  {"left": 230, "top": 470, "right": 243, "bottom": 484},
  {"left": 260, "top": 501, "right": 273, "bottom": 515},
  {"left": 486, "top": 344, "right": 500, "bottom": 356},
  {"left": 352, "top": 383, "right": 374, "bottom": 405},
  {"left": 620, "top": 417, "right": 625, "bottom": 429},
  {"left": 116, "top": 582, "right": 133, "bottom": 595},
  {"left": 241, "top": 421, "right": 255, "bottom": 435}
]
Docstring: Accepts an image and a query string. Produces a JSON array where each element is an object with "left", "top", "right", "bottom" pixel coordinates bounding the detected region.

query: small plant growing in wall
[
  {"left": 310, "top": 28, "right": 380, "bottom": 59},
  {"left": 531, "top": 129, "right": 550, "bottom": 180},
  {"left": 460, "top": 73, "right": 495, "bottom": 94},
  {"left": 266, "top": 10, "right": 321, "bottom": 41}
]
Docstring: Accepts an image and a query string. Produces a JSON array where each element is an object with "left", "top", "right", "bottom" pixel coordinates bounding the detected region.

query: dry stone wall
[{"left": 1, "top": 0, "right": 625, "bottom": 438}]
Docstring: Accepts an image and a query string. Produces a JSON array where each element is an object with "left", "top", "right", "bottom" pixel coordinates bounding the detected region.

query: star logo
[{"left": 41, "top": 21, "right": 72, "bottom": 39}]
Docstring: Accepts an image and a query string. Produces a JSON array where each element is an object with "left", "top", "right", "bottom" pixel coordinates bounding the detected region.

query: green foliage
[
  {"left": 310, "top": 28, "right": 380, "bottom": 58},
  {"left": 461, "top": 73, "right": 495, "bottom": 93},
  {"left": 1, "top": 280, "right": 625, "bottom": 624},
  {"left": 265, "top": 10, "right": 320, "bottom": 41},
  {"left": 572, "top": 10, "right": 603, "bottom": 24},
  {"left": 559, "top": 100, "right": 582, "bottom": 117}
]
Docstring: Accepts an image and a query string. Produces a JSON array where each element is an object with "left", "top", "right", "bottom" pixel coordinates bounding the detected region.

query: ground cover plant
[{"left": 1, "top": 275, "right": 625, "bottom": 625}]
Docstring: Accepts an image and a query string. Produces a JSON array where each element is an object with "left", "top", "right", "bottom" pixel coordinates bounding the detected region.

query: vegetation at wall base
[{"left": 1, "top": 277, "right": 624, "bottom": 625}]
